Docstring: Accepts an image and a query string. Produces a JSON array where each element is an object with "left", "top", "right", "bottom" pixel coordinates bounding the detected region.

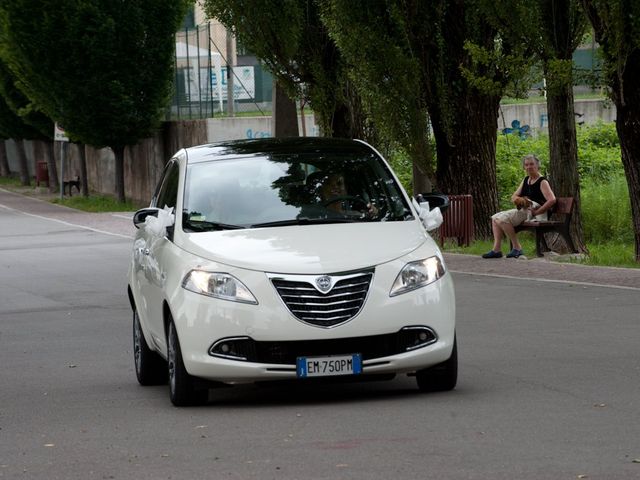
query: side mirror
[
  {"left": 412, "top": 193, "right": 449, "bottom": 232},
  {"left": 133, "top": 208, "right": 160, "bottom": 229}
]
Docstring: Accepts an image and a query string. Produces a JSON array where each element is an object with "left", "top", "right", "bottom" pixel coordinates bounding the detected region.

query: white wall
[
  {"left": 498, "top": 99, "right": 616, "bottom": 134},
  {"left": 206, "top": 114, "right": 318, "bottom": 142}
]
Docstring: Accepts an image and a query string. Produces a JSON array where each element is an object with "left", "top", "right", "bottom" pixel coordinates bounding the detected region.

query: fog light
[
  {"left": 209, "top": 336, "right": 253, "bottom": 361},
  {"left": 400, "top": 326, "right": 437, "bottom": 351}
]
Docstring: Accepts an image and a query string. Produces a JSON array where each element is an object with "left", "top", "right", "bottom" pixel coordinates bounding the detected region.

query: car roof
[{"left": 181, "top": 137, "right": 376, "bottom": 164}]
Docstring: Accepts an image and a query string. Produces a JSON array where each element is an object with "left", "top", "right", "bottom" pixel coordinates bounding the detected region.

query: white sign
[
  {"left": 54, "top": 123, "right": 69, "bottom": 142},
  {"left": 185, "top": 65, "right": 255, "bottom": 102}
]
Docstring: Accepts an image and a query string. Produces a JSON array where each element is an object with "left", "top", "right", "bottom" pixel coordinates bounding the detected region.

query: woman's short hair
[{"left": 521, "top": 154, "right": 540, "bottom": 167}]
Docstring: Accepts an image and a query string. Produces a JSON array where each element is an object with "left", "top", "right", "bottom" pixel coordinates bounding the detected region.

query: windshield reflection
[{"left": 182, "top": 152, "right": 412, "bottom": 232}]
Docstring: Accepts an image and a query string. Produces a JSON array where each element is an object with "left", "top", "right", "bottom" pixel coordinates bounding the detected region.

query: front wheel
[
  {"left": 133, "top": 309, "right": 167, "bottom": 386},
  {"left": 416, "top": 337, "right": 458, "bottom": 392},
  {"left": 167, "top": 320, "right": 208, "bottom": 406}
]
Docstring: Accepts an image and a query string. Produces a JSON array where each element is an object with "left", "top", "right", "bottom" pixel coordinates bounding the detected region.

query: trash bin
[
  {"left": 440, "top": 194, "right": 474, "bottom": 247},
  {"left": 36, "top": 162, "right": 49, "bottom": 187},
  {"left": 416, "top": 192, "right": 450, "bottom": 213}
]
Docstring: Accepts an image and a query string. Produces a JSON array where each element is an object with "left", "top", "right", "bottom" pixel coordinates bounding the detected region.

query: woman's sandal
[{"left": 506, "top": 248, "right": 523, "bottom": 258}]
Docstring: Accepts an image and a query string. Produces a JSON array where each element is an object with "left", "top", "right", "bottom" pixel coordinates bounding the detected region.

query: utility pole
[{"left": 226, "top": 28, "right": 234, "bottom": 116}]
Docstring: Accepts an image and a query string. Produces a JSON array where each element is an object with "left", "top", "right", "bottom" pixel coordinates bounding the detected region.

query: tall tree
[
  {"left": 484, "top": 0, "right": 588, "bottom": 253},
  {"left": 0, "top": 0, "right": 190, "bottom": 202},
  {"left": 201, "top": 0, "right": 367, "bottom": 139},
  {"left": 0, "top": 138, "right": 9, "bottom": 177},
  {"left": 582, "top": 0, "right": 640, "bottom": 262},
  {"left": 0, "top": 61, "right": 54, "bottom": 186},
  {"left": 322, "top": 0, "right": 532, "bottom": 237},
  {"left": 320, "top": 0, "right": 433, "bottom": 193}
]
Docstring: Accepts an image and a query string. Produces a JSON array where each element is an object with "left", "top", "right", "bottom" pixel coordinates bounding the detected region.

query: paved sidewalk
[
  {"left": 444, "top": 252, "right": 640, "bottom": 290},
  {"left": 3, "top": 187, "right": 640, "bottom": 290}
]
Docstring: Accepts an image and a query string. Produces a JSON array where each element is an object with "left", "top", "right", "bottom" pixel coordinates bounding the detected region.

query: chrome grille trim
[{"left": 268, "top": 269, "right": 374, "bottom": 328}]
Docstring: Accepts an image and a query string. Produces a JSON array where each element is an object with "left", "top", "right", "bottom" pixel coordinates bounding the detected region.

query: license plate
[{"left": 296, "top": 354, "right": 362, "bottom": 378}]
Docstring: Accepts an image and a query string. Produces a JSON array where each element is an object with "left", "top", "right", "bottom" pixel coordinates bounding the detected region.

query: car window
[
  {"left": 154, "top": 161, "right": 180, "bottom": 211},
  {"left": 182, "top": 152, "right": 412, "bottom": 231}
]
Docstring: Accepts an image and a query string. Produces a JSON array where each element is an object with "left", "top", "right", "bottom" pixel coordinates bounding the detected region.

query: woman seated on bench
[{"left": 482, "top": 154, "right": 556, "bottom": 259}]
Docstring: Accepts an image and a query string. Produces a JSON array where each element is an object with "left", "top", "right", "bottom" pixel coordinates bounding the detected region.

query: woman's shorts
[{"left": 492, "top": 208, "right": 528, "bottom": 227}]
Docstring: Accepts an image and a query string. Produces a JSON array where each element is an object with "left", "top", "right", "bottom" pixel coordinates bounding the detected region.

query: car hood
[{"left": 179, "top": 221, "right": 429, "bottom": 274}]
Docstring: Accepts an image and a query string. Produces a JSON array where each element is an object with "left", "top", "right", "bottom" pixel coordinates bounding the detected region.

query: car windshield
[{"left": 182, "top": 151, "right": 413, "bottom": 231}]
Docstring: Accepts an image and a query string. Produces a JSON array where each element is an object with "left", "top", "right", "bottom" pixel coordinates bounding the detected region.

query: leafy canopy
[{"left": 0, "top": 0, "right": 190, "bottom": 148}]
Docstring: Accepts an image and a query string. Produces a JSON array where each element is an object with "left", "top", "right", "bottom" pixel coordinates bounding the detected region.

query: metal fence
[{"left": 169, "top": 23, "right": 273, "bottom": 120}]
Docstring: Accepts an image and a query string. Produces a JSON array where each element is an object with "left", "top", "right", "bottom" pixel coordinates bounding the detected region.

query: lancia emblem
[{"left": 315, "top": 275, "right": 333, "bottom": 293}]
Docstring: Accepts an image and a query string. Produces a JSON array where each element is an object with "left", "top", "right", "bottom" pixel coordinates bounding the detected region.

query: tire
[
  {"left": 133, "top": 309, "right": 167, "bottom": 386},
  {"left": 167, "top": 320, "right": 208, "bottom": 406},
  {"left": 416, "top": 337, "right": 458, "bottom": 392}
]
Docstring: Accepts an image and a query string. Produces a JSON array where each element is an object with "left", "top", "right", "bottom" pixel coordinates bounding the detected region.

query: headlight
[
  {"left": 389, "top": 256, "right": 445, "bottom": 296},
  {"left": 182, "top": 270, "right": 258, "bottom": 304}
]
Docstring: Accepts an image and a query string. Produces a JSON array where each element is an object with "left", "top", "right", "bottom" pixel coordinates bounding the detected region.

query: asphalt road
[{"left": 1, "top": 191, "right": 639, "bottom": 480}]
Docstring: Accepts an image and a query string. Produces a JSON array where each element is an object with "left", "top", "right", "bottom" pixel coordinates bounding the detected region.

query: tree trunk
[
  {"left": 45, "top": 140, "right": 59, "bottom": 191},
  {"left": 78, "top": 144, "right": 89, "bottom": 197},
  {"left": 113, "top": 145, "right": 125, "bottom": 203},
  {"left": 546, "top": 78, "right": 587, "bottom": 254},
  {"left": 0, "top": 140, "right": 10, "bottom": 177},
  {"left": 322, "top": 79, "right": 369, "bottom": 140},
  {"left": 612, "top": 51, "right": 640, "bottom": 262},
  {"left": 17, "top": 139, "right": 30, "bottom": 186},
  {"left": 432, "top": 93, "right": 501, "bottom": 239},
  {"left": 406, "top": 108, "right": 434, "bottom": 195},
  {"left": 272, "top": 79, "right": 299, "bottom": 137}
]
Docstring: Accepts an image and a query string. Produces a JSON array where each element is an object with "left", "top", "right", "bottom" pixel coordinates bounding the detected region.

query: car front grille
[{"left": 269, "top": 270, "right": 374, "bottom": 327}]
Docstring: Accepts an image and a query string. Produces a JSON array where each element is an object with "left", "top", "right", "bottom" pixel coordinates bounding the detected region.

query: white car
[{"left": 127, "top": 138, "right": 456, "bottom": 406}]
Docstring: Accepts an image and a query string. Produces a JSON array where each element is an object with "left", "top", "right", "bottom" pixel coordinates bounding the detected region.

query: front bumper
[{"left": 170, "top": 263, "right": 456, "bottom": 384}]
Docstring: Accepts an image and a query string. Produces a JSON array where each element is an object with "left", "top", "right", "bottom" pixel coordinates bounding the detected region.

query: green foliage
[
  {"left": 461, "top": 39, "right": 535, "bottom": 99},
  {"left": 320, "top": 0, "right": 432, "bottom": 172},
  {"left": 387, "top": 149, "right": 414, "bottom": 197},
  {"left": 0, "top": 0, "right": 190, "bottom": 149},
  {"left": 576, "top": 122, "right": 622, "bottom": 182},
  {"left": 583, "top": 0, "right": 640, "bottom": 96},
  {"left": 0, "top": 61, "right": 51, "bottom": 140},
  {"left": 203, "top": 0, "right": 355, "bottom": 137},
  {"left": 578, "top": 241, "right": 637, "bottom": 268},
  {"left": 581, "top": 174, "right": 631, "bottom": 243},
  {"left": 544, "top": 58, "right": 574, "bottom": 95}
]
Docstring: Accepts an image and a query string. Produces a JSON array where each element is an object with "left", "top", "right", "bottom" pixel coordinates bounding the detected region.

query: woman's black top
[{"left": 521, "top": 175, "right": 548, "bottom": 206}]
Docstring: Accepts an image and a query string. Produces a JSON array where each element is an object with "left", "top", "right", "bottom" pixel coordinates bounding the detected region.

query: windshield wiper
[
  {"left": 251, "top": 217, "right": 357, "bottom": 228},
  {"left": 184, "top": 220, "right": 246, "bottom": 232}
]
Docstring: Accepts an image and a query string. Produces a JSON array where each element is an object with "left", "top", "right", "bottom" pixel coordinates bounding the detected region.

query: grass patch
[
  {"left": 51, "top": 195, "right": 140, "bottom": 212},
  {"left": 0, "top": 176, "right": 22, "bottom": 187},
  {"left": 441, "top": 236, "right": 639, "bottom": 268},
  {"left": 570, "top": 242, "right": 638, "bottom": 268}
]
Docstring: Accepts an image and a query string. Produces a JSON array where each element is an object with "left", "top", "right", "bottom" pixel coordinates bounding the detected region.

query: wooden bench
[{"left": 514, "top": 196, "right": 577, "bottom": 257}]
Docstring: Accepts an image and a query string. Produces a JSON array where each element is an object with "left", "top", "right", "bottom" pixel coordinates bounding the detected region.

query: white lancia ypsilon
[{"left": 127, "top": 138, "right": 456, "bottom": 406}]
